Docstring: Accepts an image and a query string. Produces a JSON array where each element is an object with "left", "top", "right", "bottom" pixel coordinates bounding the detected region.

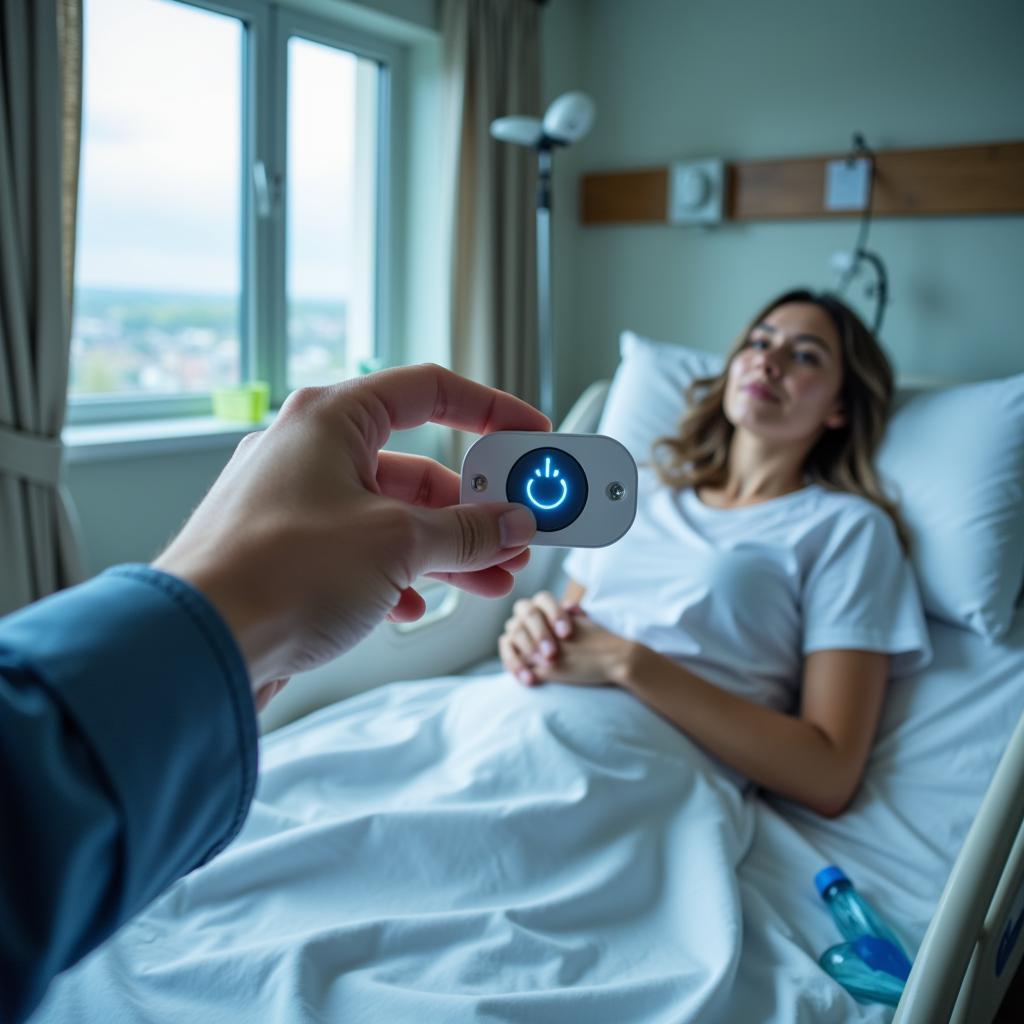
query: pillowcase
[
  {"left": 875, "top": 379, "right": 1024, "bottom": 639},
  {"left": 595, "top": 331, "right": 723, "bottom": 464},
  {"left": 596, "top": 330, "right": 1024, "bottom": 640}
]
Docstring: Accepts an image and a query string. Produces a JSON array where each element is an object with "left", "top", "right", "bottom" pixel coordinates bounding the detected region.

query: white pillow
[
  {"left": 876, "top": 380, "right": 1024, "bottom": 639},
  {"left": 597, "top": 330, "right": 1024, "bottom": 641},
  {"left": 595, "top": 331, "right": 723, "bottom": 464}
]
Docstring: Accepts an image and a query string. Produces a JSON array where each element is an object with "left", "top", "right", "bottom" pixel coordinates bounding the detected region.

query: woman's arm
[
  {"left": 618, "top": 645, "right": 889, "bottom": 817},
  {"left": 502, "top": 590, "right": 888, "bottom": 815}
]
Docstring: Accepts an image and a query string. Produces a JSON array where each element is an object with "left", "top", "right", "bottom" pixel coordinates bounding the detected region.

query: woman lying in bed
[{"left": 499, "top": 289, "right": 931, "bottom": 817}]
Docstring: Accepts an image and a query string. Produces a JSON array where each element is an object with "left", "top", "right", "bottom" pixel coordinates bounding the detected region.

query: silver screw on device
[
  {"left": 607, "top": 482, "right": 625, "bottom": 501},
  {"left": 472, "top": 474, "right": 488, "bottom": 492}
]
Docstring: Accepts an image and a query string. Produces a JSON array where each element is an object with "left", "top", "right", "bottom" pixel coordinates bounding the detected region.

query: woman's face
[{"left": 723, "top": 301, "right": 846, "bottom": 445}]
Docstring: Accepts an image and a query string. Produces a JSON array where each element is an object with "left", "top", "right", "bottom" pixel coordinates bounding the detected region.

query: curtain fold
[
  {"left": 441, "top": 0, "right": 540, "bottom": 466},
  {"left": 0, "top": 0, "right": 84, "bottom": 615}
]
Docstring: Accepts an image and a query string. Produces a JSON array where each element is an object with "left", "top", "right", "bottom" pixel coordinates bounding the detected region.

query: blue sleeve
[{"left": 0, "top": 565, "right": 258, "bottom": 1024}]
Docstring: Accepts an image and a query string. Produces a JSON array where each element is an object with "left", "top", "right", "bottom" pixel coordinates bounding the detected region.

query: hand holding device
[{"left": 153, "top": 365, "right": 548, "bottom": 700}]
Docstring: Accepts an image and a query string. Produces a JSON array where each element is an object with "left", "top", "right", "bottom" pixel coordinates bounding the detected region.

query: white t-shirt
[{"left": 563, "top": 467, "right": 931, "bottom": 715}]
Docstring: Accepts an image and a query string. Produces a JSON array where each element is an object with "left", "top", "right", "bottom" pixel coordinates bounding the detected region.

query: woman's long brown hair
[{"left": 650, "top": 289, "right": 911, "bottom": 551}]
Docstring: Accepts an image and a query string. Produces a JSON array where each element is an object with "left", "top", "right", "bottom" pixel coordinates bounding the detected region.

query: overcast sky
[{"left": 77, "top": 0, "right": 363, "bottom": 300}]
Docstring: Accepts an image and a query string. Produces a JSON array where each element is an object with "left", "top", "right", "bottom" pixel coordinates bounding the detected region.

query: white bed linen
[
  {"left": 31, "top": 609, "right": 1024, "bottom": 1024},
  {"left": 731, "top": 605, "right": 1024, "bottom": 1021}
]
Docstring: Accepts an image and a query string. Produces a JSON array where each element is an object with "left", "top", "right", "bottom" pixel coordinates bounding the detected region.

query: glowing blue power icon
[
  {"left": 506, "top": 447, "right": 588, "bottom": 533},
  {"left": 526, "top": 457, "right": 569, "bottom": 510}
]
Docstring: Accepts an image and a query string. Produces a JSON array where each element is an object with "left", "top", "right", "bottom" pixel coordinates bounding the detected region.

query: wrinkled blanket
[{"left": 36, "top": 674, "right": 757, "bottom": 1023}]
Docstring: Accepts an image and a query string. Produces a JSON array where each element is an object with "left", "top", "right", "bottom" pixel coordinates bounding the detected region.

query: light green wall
[
  {"left": 542, "top": 0, "right": 1024, "bottom": 419},
  {"left": 67, "top": 451, "right": 227, "bottom": 576}
]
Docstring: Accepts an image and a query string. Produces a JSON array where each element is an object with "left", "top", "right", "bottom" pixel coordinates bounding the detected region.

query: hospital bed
[{"left": 32, "top": 335, "right": 1024, "bottom": 1023}]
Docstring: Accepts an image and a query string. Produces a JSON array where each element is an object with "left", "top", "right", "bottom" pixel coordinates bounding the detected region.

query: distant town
[{"left": 70, "top": 287, "right": 349, "bottom": 395}]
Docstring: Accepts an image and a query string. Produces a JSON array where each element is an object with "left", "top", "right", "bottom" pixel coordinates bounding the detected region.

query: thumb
[{"left": 414, "top": 502, "right": 536, "bottom": 573}]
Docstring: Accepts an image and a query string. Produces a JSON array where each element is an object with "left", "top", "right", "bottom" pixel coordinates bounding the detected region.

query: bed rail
[
  {"left": 557, "top": 380, "right": 610, "bottom": 434},
  {"left": 893, "top": 708, "right": 1024, "bottom": 1023}
]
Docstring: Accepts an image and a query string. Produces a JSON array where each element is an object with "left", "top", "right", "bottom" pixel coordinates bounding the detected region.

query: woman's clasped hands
[{"left": 498, "top": 590, "right": 636, "bottom": 689}]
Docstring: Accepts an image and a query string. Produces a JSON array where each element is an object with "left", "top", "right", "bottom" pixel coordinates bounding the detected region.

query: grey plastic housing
[{"left": 460, "top": 431, "right": 638, "bottom": 548}]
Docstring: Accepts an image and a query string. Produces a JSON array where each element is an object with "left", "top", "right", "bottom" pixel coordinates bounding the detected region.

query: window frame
[
  {"left": 267, "top": 5, "right": 404, "bottom": 406},
  {"left": 67, "top": 0, "right": 405, "bottom": 424}
]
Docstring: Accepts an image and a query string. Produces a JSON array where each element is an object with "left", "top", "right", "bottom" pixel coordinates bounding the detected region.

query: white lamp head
[
  {"left": 489, "top": 115, "right": 544, "bottom": 147},
  {"left": 490, "top": 90, "right": 595, "bottom": 149},
  {"left": 542, "top": 91, "right": 595, "bottom": 145}
]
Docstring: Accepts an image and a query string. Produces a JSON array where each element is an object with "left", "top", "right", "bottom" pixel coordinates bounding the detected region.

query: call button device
[{"left": 460, "top": 431, "right": 638, "bottom": 548}]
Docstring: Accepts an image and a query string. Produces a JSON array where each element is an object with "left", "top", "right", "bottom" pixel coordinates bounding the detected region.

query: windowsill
[
  {"left": 63, "top": 412, "right": 449, "bottom": 465},
  {"left": 63, "top": 415, "right": 276, "bottom": 462}
]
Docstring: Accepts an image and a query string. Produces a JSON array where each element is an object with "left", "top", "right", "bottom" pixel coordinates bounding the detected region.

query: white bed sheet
[
  {"left": 731, "top": 604, "right": 1024, "bottom": 1021},
  {"left": 31, "top": 608, "right": 1024, "bottom": 1023}
]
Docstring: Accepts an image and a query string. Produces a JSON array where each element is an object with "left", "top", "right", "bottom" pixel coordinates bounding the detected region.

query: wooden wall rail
[{"left": 580, "top": 140, "right": 1024, "bottom": 224}]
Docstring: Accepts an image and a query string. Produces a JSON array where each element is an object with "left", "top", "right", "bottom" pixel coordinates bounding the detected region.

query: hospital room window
[
  {"left": 286, "top": 38, "right": 379, "bottom": 389},
  {"left": 70, "top": 0, "right": 244, "bottom": 410},
  {"left": 68, "top": 0, "right": 395, "bottom": 425}
]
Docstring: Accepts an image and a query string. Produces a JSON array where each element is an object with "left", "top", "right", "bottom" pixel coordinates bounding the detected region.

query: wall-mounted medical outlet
[
  {"left": 825, "top": 157, "right": 870, "bottom": 211},
  {"left": 668, "top": 159, "right": 724, "bottom": 225}
]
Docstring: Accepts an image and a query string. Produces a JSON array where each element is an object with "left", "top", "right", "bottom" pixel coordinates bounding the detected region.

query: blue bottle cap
[
  {"left": 815, "top": 865, "right": 850, "bottom": 898},
  {"left": 853, "top": 936, "right": 913, "bottom": 981}
]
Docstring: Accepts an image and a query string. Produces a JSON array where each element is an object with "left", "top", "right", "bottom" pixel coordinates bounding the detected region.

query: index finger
[{"left": 334, "top": 363, "right": 551, "bottom": 450}]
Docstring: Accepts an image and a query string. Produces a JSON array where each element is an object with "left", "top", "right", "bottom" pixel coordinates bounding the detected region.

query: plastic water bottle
[
  {"left": 815, "top": 865, "right": 913, "bottom": 1005},
  {"left": 815, "top": 865, "right": 909, "bottom": 957},
  {"left": 819, "top": 936, "right": 909, "bottom": 1007}
]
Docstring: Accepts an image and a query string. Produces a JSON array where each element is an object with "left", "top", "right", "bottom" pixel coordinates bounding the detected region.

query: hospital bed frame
[
  {"left": 263, "top": 378, "right": 1024, "bottom": 1021},
  {"left": 893, "top": 710, "right": 1024, "bottom": 1022}
]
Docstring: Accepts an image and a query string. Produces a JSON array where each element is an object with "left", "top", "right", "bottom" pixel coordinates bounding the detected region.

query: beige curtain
[
  {"left": 0, "top": 0, "right": 84, "bottom": 615},
  {"left": 441, "top": 0, "right": 540, "bottom": 466}
]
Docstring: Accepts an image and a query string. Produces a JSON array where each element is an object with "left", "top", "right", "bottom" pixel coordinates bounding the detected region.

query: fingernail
[
  {"left": 555, "top": 620, "right": 571, "bottom": 637},
  {"left": 540, "top": 640, "right": 556, "bottom": 657},
  {"left": 517, "top": 669, "right": 533, "bottom": 686},
  {"left": 500, "top": 505, "right": 536, "bottom": 548}
]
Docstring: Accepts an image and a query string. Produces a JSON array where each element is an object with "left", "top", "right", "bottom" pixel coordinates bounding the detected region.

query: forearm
[
  {"left": 618, "top": 644, "right": 860, "bottom": 816},
  {"left": 0, "top": 567, "right": 258, "bottom": 1022}
]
